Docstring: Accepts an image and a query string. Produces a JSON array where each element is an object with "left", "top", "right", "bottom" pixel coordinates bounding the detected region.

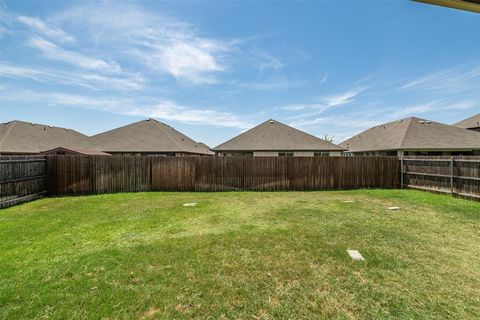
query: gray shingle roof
[
  {"left": 453, "top": 113, "right": 480, "bottom": 129},
  {"left": 197, "top": 142, "right": 214, "bottom": 155},
  {"left": 0, "top": 120, "right": 91, "bottom": 154},
  {"left": 90, "top": 118, "right": 212, "bottom": 155},
  {"left": 341, "top": 117, "right": 480, "bottom": 152},
  {"left": 213, "top": 119, "right": 344, "bottom": 151}
]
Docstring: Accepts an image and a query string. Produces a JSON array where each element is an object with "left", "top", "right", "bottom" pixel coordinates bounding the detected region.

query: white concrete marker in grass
[
  {"left": 343, "top": 200, "right": 355, "bottom": 203},
  {"left": 183, "top": 203, "right": 197, "bottom": 207},
  {"left": 388, "top": 206, "right": 400, "bottom": 210},
  {"left": 347, "top": 250, "right": 365, "bottom": 261}
]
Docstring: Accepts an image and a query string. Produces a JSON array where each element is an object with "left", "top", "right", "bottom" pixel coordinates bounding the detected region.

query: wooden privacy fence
[
  {"left": 402, "top": 156, "right": 480, "bottom": 200},
  {"left": 0, "top": 156, "right": 47, "bottom": 208},
  {"left": 3, "top": 156, "right": 479, "bottom": 206},
  {"left": 47, "top": 156, "right": 401, "bottom": 195}
]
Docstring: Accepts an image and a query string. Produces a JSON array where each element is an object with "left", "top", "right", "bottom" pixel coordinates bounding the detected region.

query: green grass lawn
[{"left": 1, "top": 190, "right": 479, "bottom": 319}]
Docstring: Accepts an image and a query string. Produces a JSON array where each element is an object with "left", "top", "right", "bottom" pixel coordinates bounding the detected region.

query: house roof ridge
[
  {"left": 151, "top": 119, "right": 184, "bottom": 152},
  {"left": 214, "top": 119, "right": 275, "bottom": 150},
  {"left": 398, "top": 117, "right": 415, "bottom": 149}
]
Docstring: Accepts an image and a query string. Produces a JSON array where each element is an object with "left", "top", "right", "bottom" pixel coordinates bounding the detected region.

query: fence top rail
[
  {"left": 0, "top": 158, "right": 47, "bottom": 163},
  {"left": 405, "top": 171, "right": 480, "bottom": 181},
  {"left": 402, "top": 157, "right": 480, "bottom": 162},
  {"left": 403, "top": 155, "right": 480, "bottom": 158},
  {"left": 44, "top": 155, "right": 400, "bottom": 159},
  {"left": 0, "top": 155, "right": 46, "bottom": 158}
]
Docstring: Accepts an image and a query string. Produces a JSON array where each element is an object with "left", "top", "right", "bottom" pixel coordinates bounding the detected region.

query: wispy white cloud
[
  {"left": 0, "top": 63, "right": 145, "bottom": 90},
  {"left": 400, "top": 63, "right": 480, "bottom": 93},
  {"left": 393, "top": 99, "right": 477, "bottom": 118},
  {"left": 288, "top": 115, "right": 387, "bottom": 143},
  {"left": 1, "top": 87, "right": 252, "bottom": 129},
  {"left": 17, "top": 15, "right": 75, "bottom": 43},
  {"left": 27, "top": 36, "right": 121, "bottom": 72},
  {"left": 445, "top": 100, "right": 477, "bottom": 111},
  {"left": 282, "top": 88, "right": 363, "bottom": 111},
  {"left": 232, "top": 48, "right": 312, "bottom": 90},
  {"left": 49, "top": 2, "right": 304, "bottom": 86},
  {"left": 392, "top": 101, "right": 439, "bottom": 118},
  {"left": 0, "top": 23, "right": 13, "bottom": 38},
  {"left": 289, "top": 114, "right": 382, "bottom": 130},
  {"left": 239, "top": 75, "right": 307, "bottom": 90},
  {"left": 323, "top": 90, "right": 360, "bottom": 107},
  {"left": 281, "top": 103, "right": 324, "bottom": 112},
  {"left": 153, "top": 40, "right": 226, "bottom": 84},
  {"left": 3, "top": 2, "right": 305, "bottom": 90},
  {"left": 319, "top": 73, "right": 328, "bottom": 84},
  {"left": 52, "top": 2, "right": 232, "bottom": 84},
  {"left": 281, "top": 62, "right": 480, "bottom": 143},
  {"left": 249, "top": 48, "right": 284, "bottom": 72},
  {"left": 126, "top": 101, "right": 253, "bottom": 129},
  {"left": 0, "top": 64, "right": 49, "bottom": 82}
]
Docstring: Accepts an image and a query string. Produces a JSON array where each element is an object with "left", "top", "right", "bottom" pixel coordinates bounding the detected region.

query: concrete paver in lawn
[
  {"left": 347, "top": 250, "right": 365, "bottom": 261},
  {"left": 183, "top": 203, "right": 197, "bottom": 207}
]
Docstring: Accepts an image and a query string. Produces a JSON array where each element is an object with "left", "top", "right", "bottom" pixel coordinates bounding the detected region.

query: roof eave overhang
[
  {"left": 348, "top": 147, "right": 480, "bottom": 152},
  {"left": 412, "top": 0, "right": 480, "bottom": 13},
  {"left": 212, "top": 148, "right": 347, "bottom": 152},
  {"left": 103, "top": 150, "right": 212, "bottom": 155},
  {"left": 401, "top": 147, "right": 480, "bottom": 151}
]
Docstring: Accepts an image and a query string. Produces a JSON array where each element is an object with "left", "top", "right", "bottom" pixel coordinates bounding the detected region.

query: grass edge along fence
[
  {"left": 0, "top": 155, "right": 47, "bottom": 208},
  {"left": 46, "top": 156, "right": 401, "bottom": 195},
  {"left": 3, "top": 155, "right": 479, "bottom": 209},
  {"left": 402, "top": 156, "right": 480, "bottom": 200}
]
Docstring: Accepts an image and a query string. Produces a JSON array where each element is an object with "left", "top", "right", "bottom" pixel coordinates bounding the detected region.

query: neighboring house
[
  {"left": 453, "top": 113, "right": 480, "bottom": 132},
  {"left": 39, "top": 147, "right": 111, "bottom": 156},
  {"left": 341, "top": 117, "right": 480, "bottom": 156},
  {"left": 213, "top": 119, "right": 344, "bottom": 157},
  {"left": 90, "top": 118, "right": 213, "bottom": 156},
  {"left": 0, "top": 120, "right": 91, "bottom": 155}
]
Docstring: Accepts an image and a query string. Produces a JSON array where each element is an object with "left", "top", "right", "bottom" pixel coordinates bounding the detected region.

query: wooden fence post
[
  {"left": 400, "top": 157, "right": 404, "bottom": 189},
  {"left": 450, "top": 156, "right": 454, "bottom": 196}
]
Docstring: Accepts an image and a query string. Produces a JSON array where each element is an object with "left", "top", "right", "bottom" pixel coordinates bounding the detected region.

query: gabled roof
[
  {"left": 341, "top": 117, "right": 480, "bottom": 152},
  {"left": 213, "top": 119, "right": 344, "bottom": 151},
  {"left": 90, "top": 118, "right": 212, "bottom": 155},
  {"left": 453, "top": 113, "right": 480, "bottom": 129},
  {"left": 0, "top": 120, "right": 91, "bottom": 154}
]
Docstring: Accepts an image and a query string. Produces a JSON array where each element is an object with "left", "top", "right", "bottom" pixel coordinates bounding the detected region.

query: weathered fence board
[
  {"left": 0, "top": 156, "right": 47, "bottom": 208},
  {"left": 46, "top": 156, "right": 401, "bottom": 195},
  {"left": 402, "top": 156, "right": 480, "bottom": 200}
]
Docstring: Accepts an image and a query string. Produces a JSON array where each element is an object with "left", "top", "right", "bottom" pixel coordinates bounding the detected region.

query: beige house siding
[
  {"left": 253, "top": 151, "right": 279, "bottom": 157},
  {"left": 293, "top": 151, "right": 313, "bottom": 157},
  {"left": 251, "top": 151, "right": 340, "bottom": 157},
  {"left": 217, "top": 150, "right": 340, "bottom": 157}
]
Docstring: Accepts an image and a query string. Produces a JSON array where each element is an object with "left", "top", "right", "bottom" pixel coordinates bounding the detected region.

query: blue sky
[{"left": 0, "top": 0, "right": 479, "bottom": 146}]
